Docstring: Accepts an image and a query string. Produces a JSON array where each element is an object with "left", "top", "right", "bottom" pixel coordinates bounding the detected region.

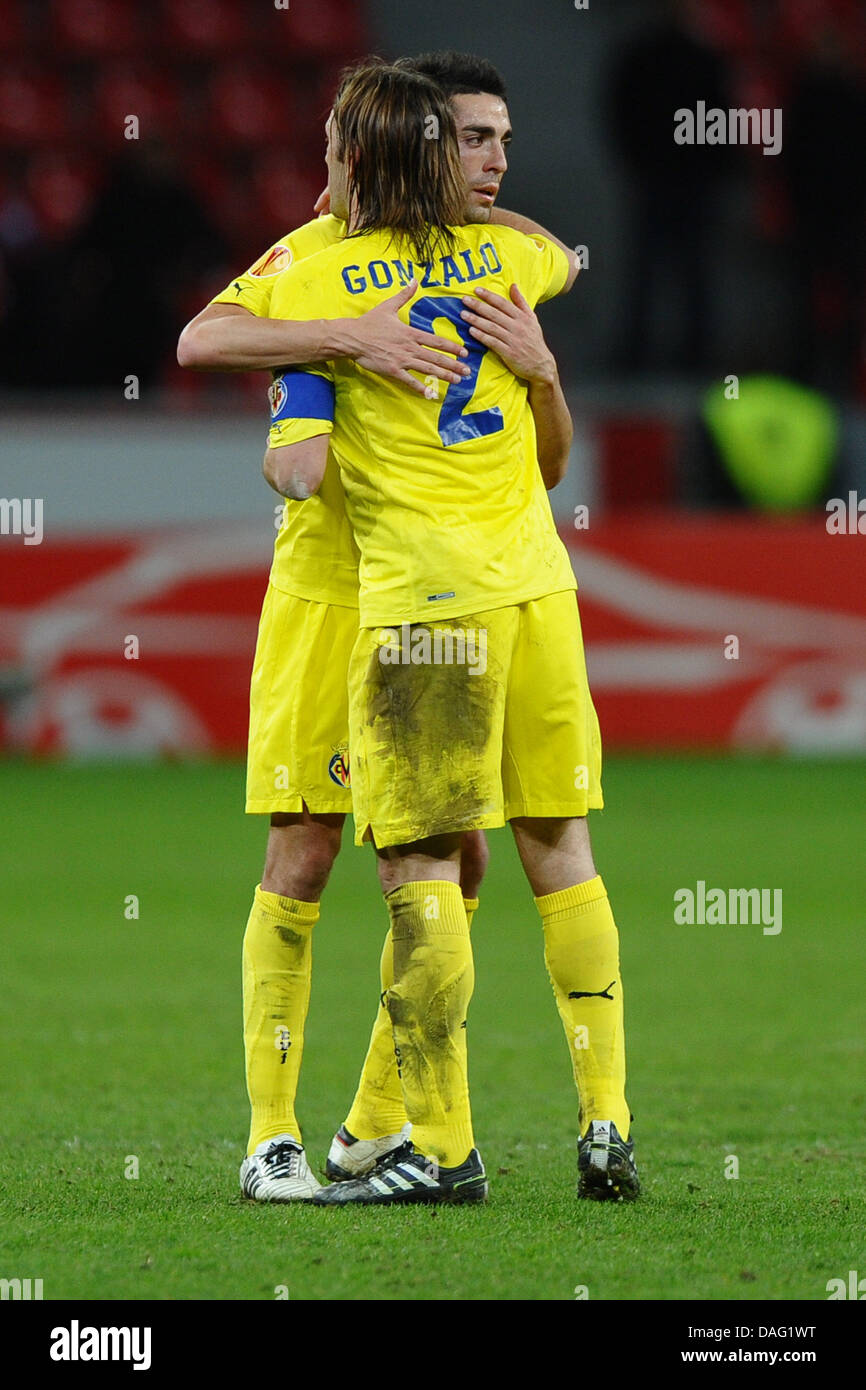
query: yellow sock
[
  {"left": 344, "top": 927, "right": 406, "bottom": 1140},
  {"left": 386, "top": 880, "right": 475, "bottom": 1168},
  {"left": 344, "top": 899, "right": 478, "bottom": 1142},
  {"left": 242, "top": 885, "right": 318, "bottom": 1154},
  {"left": 536, "top": 876, "right": 630, "bottom": 1139}
]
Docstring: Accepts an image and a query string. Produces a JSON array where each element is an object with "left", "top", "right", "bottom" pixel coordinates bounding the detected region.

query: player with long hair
[
  {"left": 263, "top": 61, "right": 638, "bottom": 1205},
  {"left": 179, "top": 52, "right": 582, "bottom": 1204}
]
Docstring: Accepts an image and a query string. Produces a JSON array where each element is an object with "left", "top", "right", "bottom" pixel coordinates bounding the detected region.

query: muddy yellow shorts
[
  {"left": 348, "top": 589, "right": 603, "bottom": 847},
  {"left": 245, "top": 584, "right": 357, "bottom": 814}
]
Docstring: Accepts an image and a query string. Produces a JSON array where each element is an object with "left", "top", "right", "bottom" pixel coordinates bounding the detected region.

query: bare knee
[
  {"left": 459, "top": 830, "right": 489, "bottom": 899},
  {"left": 510, "top": 816, "right": 596, "bottom": 898},
  {"left": 261, "top": 811, "right": 344, "bottom": 900},
  {"left": 375, "top": 832, "right": 462, "bottom": 896}
]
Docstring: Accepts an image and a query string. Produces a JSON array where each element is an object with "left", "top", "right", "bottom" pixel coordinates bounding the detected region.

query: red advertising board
[
  {"left": 2, "top": 516, "right": 865, "bottom": 755},
  {"left": 571, "top": 515, "right": 866, "bottom": 751}
]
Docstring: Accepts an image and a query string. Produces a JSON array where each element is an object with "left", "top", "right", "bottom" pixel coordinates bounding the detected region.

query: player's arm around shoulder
[
  {"left": 177, "top": 301, "right": 289, "bottom": 371},
  {"left": 177, "top": 258, "right": 344, "bottom": 373},
  {"left": 526, "top": 370, "right": 572, "bottom": 490},
  {"left": 178, "top": 225, "right": 469, "bottom": 387},
  {"left": 459, "top": 251, "right": 573, "bottom": 489},
  {"left": 177, "top": 221, "right": 340, "bottom": 370},
  {"left": 489, "top": 209, "right": 579, "bottom": 294},
  {"left": 489, "top": 205, "right": 583, "bottom": 290}
]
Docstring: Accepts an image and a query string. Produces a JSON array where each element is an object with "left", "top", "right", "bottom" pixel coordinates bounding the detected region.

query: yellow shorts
[
  {"left": 348, "top": 589, "right": 603, "bottom": 847},
  {"left": 245, "top": 585, "right": 357, "bottom": 814}
]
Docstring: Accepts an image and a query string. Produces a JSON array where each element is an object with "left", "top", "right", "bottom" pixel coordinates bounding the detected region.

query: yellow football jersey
[
  {"left": 212, "top": 216, "right": 360, "bottom": 608},
  {"left": 267, "top": 224, "right": 576, "bottom": 627},
  {"left": 211, "top": 215, "right": 347, "bottom": 318}
]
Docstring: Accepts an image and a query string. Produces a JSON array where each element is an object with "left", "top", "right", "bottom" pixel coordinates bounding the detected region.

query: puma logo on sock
[{"left": 568, "top": 981, "right": 616, "bottom": 1001}]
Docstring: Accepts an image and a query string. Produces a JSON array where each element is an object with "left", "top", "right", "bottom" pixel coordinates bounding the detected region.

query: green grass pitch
[{"left": 1, "top": 755, "right": 863, "bottom": 1301}]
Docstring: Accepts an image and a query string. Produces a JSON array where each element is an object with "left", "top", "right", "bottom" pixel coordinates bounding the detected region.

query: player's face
[
  {"left": 449, "top": 93, "right": 512, "bottom": 224},
  {"left": 325, "top": 113, "right": 350, "bottom": 221}
]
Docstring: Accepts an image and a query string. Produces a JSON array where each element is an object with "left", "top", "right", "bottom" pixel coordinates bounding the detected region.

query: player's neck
[{"left": 345, "top": 196, "right": 361, "bottom": 235}]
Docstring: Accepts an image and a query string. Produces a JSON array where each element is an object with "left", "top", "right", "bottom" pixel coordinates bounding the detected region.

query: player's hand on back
[
  {"left": 342, "top": 281, "right": 471, "bottom": 396},
  {"left": 460, "top": 284, "right": 556, "bottom": 386}
]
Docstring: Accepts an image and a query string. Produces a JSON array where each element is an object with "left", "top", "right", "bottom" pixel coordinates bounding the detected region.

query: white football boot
[
  {"left": 240, "top": 1135, "right": 322, "bottom": 1202},
  {"left": 325, "top": 1122, "right": 412, "bottom": 1181}
]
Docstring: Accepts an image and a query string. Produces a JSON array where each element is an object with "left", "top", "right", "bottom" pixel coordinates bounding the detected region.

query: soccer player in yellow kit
[
  {"left": 178, "top": 52, "right": 582, "bottom": 1202},
  {"left": 264, "top": 63, "right": 639, "bottom": 1205}
]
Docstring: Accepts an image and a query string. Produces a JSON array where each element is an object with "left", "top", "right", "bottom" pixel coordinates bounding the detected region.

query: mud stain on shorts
[{"left": 364, "top": 618, "right": 500, "bottom": 832}]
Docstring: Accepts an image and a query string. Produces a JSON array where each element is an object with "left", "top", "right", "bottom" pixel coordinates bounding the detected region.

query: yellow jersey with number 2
[{"left": 267, "top": 223, "right": 576, "bottom": 628}]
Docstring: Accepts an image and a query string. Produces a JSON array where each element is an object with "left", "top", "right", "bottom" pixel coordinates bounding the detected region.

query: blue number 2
[{"left": 408, "top": 295, "right": 504, "bottom": 447}]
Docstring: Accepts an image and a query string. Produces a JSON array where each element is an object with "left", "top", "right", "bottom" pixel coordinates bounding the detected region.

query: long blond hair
[{"left": 332, "top": 61, "right": 465, "bottom": 265}]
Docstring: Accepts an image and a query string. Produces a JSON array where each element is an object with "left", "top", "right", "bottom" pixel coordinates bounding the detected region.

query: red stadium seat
[
  {"left": 181, "top": 152, "right": 232, "bottom": 216},
  {"left": 250, "top": 147, "right": 324, "bottom": 234},
  {"left": 50, "top": 0, "right": 142, "bottom": 56},
  {"left": 310, "top": 61, "right": 356, "bottom": 121},
  {"left": 0, "top": 69, "right": 64, "bottom": 146},
  {"left": 782, "top": 0, "right": 866, "bottom": 68},
  {"left": 271, "top": 0, "right": 364, "bottom": 57},
  {"left": 207, "top": 63, "right": 294, "bottom": 145},
  {"left": 26, "top": 150, "right": 99, "bottom": 237},
  {"left": 180, "top": 152, "right": 267, "bottom": 257},
  {"left": 91, "top": 65, "right": 179, "bottom": 144},
  {"left": 158, "top": 0, "right": 250, "bottom": 55},
  {"left": 186, "top": 151, "right": 256, "bottom": 248},
  {"left": 0, "top": 1, "right": 27, "bottom": 53},
  {"left": 692, "top": 0, "right": 754, "bottom": 55}
]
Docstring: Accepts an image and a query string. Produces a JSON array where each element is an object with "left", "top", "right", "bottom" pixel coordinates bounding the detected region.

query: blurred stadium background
[
  {"left": 1, "top": 0, "right": 866, "bottom": 756},
  {"left": 2, "top": 0, "right": 866, "bottom": 755},
  {"left": 1, "top": 0, "right": 865, "bottom": 1305}
]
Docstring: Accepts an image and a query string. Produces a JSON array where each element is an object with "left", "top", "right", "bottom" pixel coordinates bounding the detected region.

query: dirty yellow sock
[
  {"left": 344, "top": 899, "right": 479, "bottom": 1141},
  {"left": 385, "top": 880, "right": 475, "bottom": 1168},
  {"left": 242, "top": 885, "right": 318, "bottom": 1154}
]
